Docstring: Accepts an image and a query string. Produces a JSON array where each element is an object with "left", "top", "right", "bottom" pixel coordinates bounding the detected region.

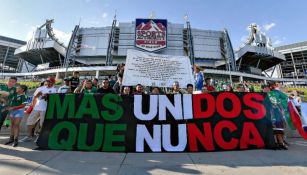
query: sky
[{"left": 0, "top": 0, "right": 307, "bottom": 49}]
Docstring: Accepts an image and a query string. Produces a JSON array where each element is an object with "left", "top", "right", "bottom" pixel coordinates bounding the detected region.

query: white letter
[
  {"left": 159, "top": 95, "right": 183, "bottom": 120},
  {"left": 183, "top": 94, "right": 193, "bottom": 120},
  {"left": 136, "top": 124, "right": 161, "bottom": 152},
  {"left": 134, "top": 95, "right": 158, "bottom": 121},
  {"left": 162, "top": 124, "right": 187, "bottom": 151}
]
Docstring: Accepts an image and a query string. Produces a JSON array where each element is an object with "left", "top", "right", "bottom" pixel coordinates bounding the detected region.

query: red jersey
[{"left": 204, "top": 85, "right": 216, "bottom": 92}]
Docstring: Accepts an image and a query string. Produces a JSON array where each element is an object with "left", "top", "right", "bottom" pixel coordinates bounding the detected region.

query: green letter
[
  {"left": 78, "top": 123, "right": 104, "bottom": 151},
  {"left": 101, "top": 94, "right": 123, "bottom": 121},
  {"left": 75, "top": 94, "right": 99, "bottom": 119},
  {"left": 46, "top": 94, "right": 75, "bottom": 119},
  {"left": 103, "top": 124, "right": 127, "bottom": 152},
  {"left": 48, "top": 122, "right": 77, "bottom": 150}
]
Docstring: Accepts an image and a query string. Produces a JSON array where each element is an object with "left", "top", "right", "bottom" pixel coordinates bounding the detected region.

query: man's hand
[
  {"left": 0, "top": 91, "right": 9, "bottom": 97},
  {"left": 5, "top": 106, "right": 13, "bottom": 111}
]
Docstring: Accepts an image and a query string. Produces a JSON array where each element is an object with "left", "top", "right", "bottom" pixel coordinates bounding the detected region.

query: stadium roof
[
  {"left": 275, "top": 41, "right": 307, "bottom": 52},
  {"left": 0, "top": 35, "right": 26, "bottom": 45}
]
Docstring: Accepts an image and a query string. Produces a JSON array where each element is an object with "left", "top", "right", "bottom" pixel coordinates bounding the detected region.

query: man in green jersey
[
  {"left": 0, "top": 77, "right": 17, "bottom": 131},
  {"left": 80, "top": 79, "right": 97, "bottom": 94}
]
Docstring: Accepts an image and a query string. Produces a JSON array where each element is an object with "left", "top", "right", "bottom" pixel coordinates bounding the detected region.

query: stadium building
[
  {"left": 0, "top": 35, "right": 26, "bottom": 73},
  {"left": 4, "top": 17, "right": 306, "bottom": 84},
  {"left": 276, "top": 41, "right": 307, "bottom": 80},
  {"left": 14, "top": 18, "right": 236, "bottom": 71}
]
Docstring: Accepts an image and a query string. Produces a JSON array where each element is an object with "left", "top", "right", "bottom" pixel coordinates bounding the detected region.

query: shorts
[
  {"left": 26, "top": 110, "right": 46, "bottom": 126},
  {"left": 9, "top": 109, "right": 25, "bottom": 118}
]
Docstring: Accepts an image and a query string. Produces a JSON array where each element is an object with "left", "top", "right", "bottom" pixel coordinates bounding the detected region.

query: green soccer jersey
[
  {"left": 82, "top": 87, "right": 97, "bottom": 94},
  {"left": 0, "top": 84, "right": 16, "bottom": 105},
  {"left": 10, "top": 94, "right": 27, "bottom": 107}
]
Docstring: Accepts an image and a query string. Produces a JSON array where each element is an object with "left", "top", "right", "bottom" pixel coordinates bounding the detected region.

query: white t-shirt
[
  {"left": 58, "top": 85, "right": 70, "bottom": 93},
  {"left": 33, "top": 86, "right": 57, "bottom": 111}
]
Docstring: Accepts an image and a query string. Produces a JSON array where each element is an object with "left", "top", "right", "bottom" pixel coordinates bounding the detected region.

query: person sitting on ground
[
  {"left": 186, "top": 84, "right": 194, "bottom": 94},
  {"left": 203, "top": 77, "right": 216, "bottom": 93},
  {"left": 20, "top": 77, "right": 57, "bottom": 143},
  {"left": 97, "top": 78, "right": 114, "bottom": 94},
  {"left": 80, "top": 79, "right": 97, "bottom": 94},
  {"left": 113, "top": 74, "right": 123, "bottom": 94},
  {"left": 134, "top": 84, "right": 144, "bottom": 95},
  {"left": 4, "top": 85, "right": 28, "bottom": 147},
  {"left": 58, "top": 78, "right": 71, "bottom": 93}
]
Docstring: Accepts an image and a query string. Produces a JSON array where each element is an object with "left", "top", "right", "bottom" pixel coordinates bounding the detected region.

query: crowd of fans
[{"left": 0, "top": 63, "right": 305, "bottom": 149}]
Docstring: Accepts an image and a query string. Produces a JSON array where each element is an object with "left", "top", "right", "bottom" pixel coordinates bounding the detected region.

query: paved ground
[{"left": 0, "top": 136, "right": 307, "bottom": 175}]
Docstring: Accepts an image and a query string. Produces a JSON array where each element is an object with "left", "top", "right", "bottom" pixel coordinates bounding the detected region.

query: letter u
[{"left": 134, "top": 95, "right": 158, "bottom": 121}]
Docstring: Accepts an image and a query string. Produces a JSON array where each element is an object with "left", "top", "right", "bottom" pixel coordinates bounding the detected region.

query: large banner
[
  {"left": 37, "top": 93, "right": 275, "bottom": 152},
  {"left": 122, "top": 50, "right": 194, "bottom": 88},
  {"left": 135, "top": 18, "right": 167, "bottom": 52}
]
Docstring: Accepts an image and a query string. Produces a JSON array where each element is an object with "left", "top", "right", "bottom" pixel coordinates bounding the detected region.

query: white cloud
[
  {"left": 53, "top": 29, "right": 72, "bottom": 45},
  {"left": 273, "top": 40, "right": 282, "bottom": 45},
  {"left": 272, "top": 36, "right": 286, "bottom": 46},
  {"left": 263, "top": 23, "right": 276, "bottom": 32},
  {"left": 10, "top": 20, "right": 19, "bottom": 24},
  {"left": 25, "top": 26, "right": 38, "bottom": 41},
  {"left": 240, "top": 35, "right": 248, "bottom": 42},
  {"left": 102, "top": 12, "right": 108, "bottom": 19},
  {"left": 24, "top": 26, "right": 71, "bottom": 45}
]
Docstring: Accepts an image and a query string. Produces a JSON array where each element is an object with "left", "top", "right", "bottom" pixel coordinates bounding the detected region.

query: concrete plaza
[{"left": 0, "top": 135, "right": 307, "bottom": 175}]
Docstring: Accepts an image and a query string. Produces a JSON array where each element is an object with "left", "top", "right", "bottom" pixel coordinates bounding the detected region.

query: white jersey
[{"left": 33, "top": 86, "right": 57, "bottom": 111}]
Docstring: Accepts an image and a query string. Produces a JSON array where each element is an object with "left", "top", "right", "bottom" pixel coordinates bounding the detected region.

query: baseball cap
[{"left": 46, "top": 77, "right": 55, "bottom": 84}]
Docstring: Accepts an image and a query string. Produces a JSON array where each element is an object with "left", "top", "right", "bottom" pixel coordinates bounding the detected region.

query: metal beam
[
  {"left": 1, "top": 46, "right": 10, "bottom": 77},
  {"left": 290, "top": 51, "right": 299, "bottom": 79},
  {"left": 256, "top": 59, "right": 261, "bottom": 68},
  {"left": 186, "top": 21, "right": 195, "bottom": 66},
  {"left": 237, "top": 57, "right": 243, "bottom": 71},
  {"left": 106, "top": 17, "right": 117, "bottom": 66},
  {"left": 270, "top": 66, "right": 276, "bottom": 78}
]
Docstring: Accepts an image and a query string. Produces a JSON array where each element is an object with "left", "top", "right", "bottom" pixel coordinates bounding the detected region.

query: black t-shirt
[
  {"left": 97, "top": 87, "right": 115, "bottom": 94},
  {"left": 70, "top": 77, "right": 80, "bottom": 88}
]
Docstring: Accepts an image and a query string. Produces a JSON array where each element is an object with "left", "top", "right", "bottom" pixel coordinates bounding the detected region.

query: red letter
[
  {"left": 240, "top": 122, "right": 265, "bottom": 149},
  {"left": 187, "top": 123, "right": 214, "bottom": 151},
  {"left": 216, "top": 92, "right": 241, "bottom": 118},
  {"left": 214, "top": 121, "right": 238, "bottom": 150},
  {"left": 193, "top": 94, "right": 215, "bottom": 119},
  {"left": 243, "top": 93, "right": 266, "bottom": 120}
]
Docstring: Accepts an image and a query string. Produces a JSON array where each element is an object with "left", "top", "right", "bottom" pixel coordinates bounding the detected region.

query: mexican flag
[{"left": 288, "top": 101, "right": 307, "bottom": 140}]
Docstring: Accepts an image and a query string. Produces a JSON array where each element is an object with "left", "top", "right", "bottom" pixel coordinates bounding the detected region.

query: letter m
[{"left": 46, "top": 94, "right": 75, "bottom": 119}]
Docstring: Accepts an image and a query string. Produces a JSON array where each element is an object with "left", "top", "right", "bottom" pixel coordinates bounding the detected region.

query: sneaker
[
  {"left": 12, "top": 139, "right": 18, "bottom": 147},
  {"left": 19, "top": 136, "right": 33, "bottom": 142},
  {"left": 4, "top": 136, "right": 14, "bottom": 145},
  {"left": 34, "top": 136, "right": 39, "bottom": 143}
]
